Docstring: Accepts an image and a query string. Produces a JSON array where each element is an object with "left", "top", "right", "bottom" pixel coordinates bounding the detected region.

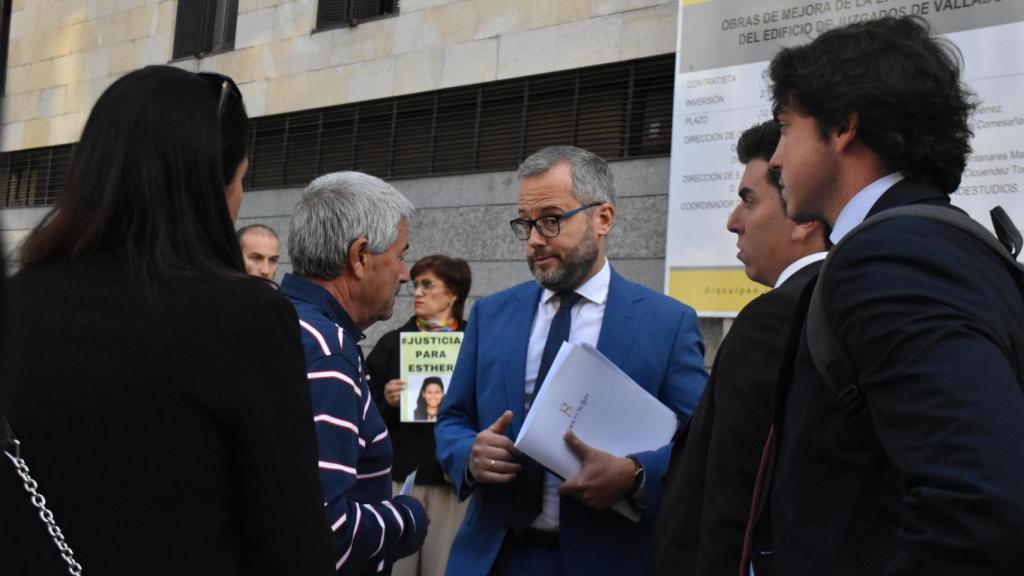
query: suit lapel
[
  {"left": 504, "top": 283, "right": 543, "bottom": 435},
  {"left": 596, "top": 269, "right": 640, "bottom": 370}
]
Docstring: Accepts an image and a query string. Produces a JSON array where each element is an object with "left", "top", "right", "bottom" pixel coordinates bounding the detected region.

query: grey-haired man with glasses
[{"left": 436, "top": 146, "right": 707, "bottom": 576}]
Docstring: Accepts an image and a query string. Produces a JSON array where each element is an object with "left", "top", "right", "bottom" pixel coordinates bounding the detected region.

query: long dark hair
[
  {"left": 769, "top": 16, "right": 975, "bottom": 194},
  {"left": 20, "top": 66, "right": 249, "bottom": 284},
  {"left": 414, "top": 376, "right": 445, "bottom": 420}
]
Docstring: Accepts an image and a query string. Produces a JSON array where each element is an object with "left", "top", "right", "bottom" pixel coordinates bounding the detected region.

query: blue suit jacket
[{"left": 436, "top": 268, "right": 707, "bottom": 575}]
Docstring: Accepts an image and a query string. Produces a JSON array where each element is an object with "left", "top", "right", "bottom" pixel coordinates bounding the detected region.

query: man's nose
[
  {"left": 526, "top": 224, "right": 547, "bottom": 248},
  {"left": 727, "top": 205, "right": 742, "bottom": 234}
]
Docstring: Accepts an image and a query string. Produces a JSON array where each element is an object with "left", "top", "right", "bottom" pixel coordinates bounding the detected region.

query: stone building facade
[{"left": 0, "top": 0, "right": 724, "bottom": 355}]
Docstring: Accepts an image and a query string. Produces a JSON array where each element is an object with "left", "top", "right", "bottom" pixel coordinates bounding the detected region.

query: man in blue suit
[{"left": 435, "top": 145, "right": 707, "bottom": 575}]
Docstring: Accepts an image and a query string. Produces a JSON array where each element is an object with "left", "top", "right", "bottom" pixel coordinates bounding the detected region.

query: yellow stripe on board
[
  {"left": 682, "top": 0, "right": 716, "bottom": 6},
  {"left": 668, "top": 268, "right": 769, "bottom": 316}
]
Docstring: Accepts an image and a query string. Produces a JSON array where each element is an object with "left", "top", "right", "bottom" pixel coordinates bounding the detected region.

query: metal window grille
[
  {"left": 0, "top": 55, "right": 674, "bottom": 208},
  {"left": 243, "top": 54, "right": 674, "bottom": 190},
  {"left": 172, "top": 0, "right": 239, "bottom": 60},
  {"left": 316, "top": 0, "right": 399, "bottom": 30},
  {"left": 0, "top": 145, "right": 74, "bottom": 208}
]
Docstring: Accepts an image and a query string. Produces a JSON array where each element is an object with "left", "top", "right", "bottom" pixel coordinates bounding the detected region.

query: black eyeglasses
[
  {"left": 406, "top": 279, "right": 441, "bottom": 295},
  {"left": 509, "top": 202, "right": 603, "bottom": 241},
  {"left": 197, "top": 72, "right": 242, "bottom": 121}
]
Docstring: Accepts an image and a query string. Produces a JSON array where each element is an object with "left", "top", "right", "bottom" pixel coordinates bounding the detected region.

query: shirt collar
[
  {"left": 773, "top": 251, "right": 828, "bottom": 289},
  {"left": 280, "top": 273, "right": 365, "bottom": 341},
  {"left": 541, "top": 258, "right": 610, "bottom": 306},
  {"left": 830, "top": 171, "right": 906, "bottom": 245}
]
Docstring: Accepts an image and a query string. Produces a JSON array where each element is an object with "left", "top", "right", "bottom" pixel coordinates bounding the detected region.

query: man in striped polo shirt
[{"left": 283, "top": 172, "right": 428, "bottom": 575}]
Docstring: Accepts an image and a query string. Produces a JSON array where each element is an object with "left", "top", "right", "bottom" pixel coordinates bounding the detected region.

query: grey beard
[{"left": 528, "top": 230, "right": 599, "bottom": 293}]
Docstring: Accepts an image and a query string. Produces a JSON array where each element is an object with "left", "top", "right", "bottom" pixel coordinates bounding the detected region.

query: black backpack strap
[
  {"left": 807, "top": 204, "right": 1024, "bottom": 420},
  {"left": 992, "top": 206, "right": 1023, "bottom": 259}
]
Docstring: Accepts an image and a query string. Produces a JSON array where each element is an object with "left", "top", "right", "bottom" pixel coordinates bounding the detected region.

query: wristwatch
[{"left": 627, "top": 455, "right": 644, "bottom": 494}]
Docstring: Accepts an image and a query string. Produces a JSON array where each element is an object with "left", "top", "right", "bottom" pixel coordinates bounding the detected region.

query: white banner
[{"left": 666, "top": 0, "right": 1024, "bottom": 316}]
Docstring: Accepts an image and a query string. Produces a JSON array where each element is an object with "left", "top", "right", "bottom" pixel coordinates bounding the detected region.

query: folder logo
[{"left": 559, "top": 402, "right": 574, "bottom": 417}]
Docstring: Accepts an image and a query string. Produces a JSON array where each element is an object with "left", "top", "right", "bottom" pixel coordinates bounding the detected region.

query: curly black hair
[
  {"left": 737, "top": 120, "right": 782, "bottom": 191},
  {"left": 737, "top": 120, "right": 781, "bottom": 165},
  {"left": 769, "top": 16, "right": 976, "bottom": 194}
]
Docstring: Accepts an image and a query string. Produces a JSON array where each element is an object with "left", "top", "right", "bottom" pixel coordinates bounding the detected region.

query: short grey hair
[
  {"left": 289, "top": 171, "right": 415, "bottom": 280},
  {"left": 517, "top": 146, "right": 616, "bottom": 206}
]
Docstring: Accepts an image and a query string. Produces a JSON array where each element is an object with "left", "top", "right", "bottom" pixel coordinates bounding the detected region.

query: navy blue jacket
[{"left": 762, "top": 177, "right": 1024, "bottom": 575}]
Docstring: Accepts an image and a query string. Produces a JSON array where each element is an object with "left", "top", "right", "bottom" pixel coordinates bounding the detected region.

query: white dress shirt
[
  {"left": 525, "top": 259, "right": 610, "bottom": 531},
  {"left": 829, "top": 172, "right": 905, "bottom": 245},
  {"left": 773, "top": 252, "right": 828, "bottom": 289}
]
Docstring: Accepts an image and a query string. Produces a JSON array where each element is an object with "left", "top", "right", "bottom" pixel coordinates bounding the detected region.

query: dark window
[
  {"left": 0, "top": 145, "right": 74, "bottom": 208},
  {"left": 0, "top": 55, "right": 675, "bottom": 206},
  {"left": 0, "top": 0, "right": 11, "bottom": 95},
  {"left": 172, "top": 0, "right": 239, "bottom": 60},
  {"left": 316, "top": 0, "right": 399, "bottom": 31}
]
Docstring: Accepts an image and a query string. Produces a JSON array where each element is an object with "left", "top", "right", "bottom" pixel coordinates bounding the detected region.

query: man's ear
[
  {"left": 790, "top": 220, "right": 827, "bottom": 248},
  {"left": 833, "top": 112, "right": 859, "bottom": 153},
  {"left": 347, "top": 237, "right": 370, "bottom": 280},
  {"left": 593, "top": 203, "right": 615, "bottom": 237}
]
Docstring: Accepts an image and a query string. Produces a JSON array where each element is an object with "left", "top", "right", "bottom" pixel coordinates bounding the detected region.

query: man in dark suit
[
  {"left": 750, "top": 16, "right": 1024, "bottom": 575},
  {"left": 435, "top": 146, "right": 707, "bottom": 575},
  {"left": 651, "top": 121, "right": 827, "bottom": 576}
]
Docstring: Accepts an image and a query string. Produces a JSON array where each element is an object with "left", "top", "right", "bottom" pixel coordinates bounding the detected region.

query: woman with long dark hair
[
  {"left": 413, "top": 376, "right": 446, "bottom": 422},
  {"left": 0, "top": 66, "right": 334, "bottom": 576},
  {"left": 367, "top": 254, "right": 471, "bottom": 576}
]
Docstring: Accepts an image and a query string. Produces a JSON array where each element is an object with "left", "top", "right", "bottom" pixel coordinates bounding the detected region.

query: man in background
[
  {"left": 237, "top": 224, "right": 280, "bottom": 281},
  {"left": 651, "top": 120, "right": 827, "bottom": 576}
]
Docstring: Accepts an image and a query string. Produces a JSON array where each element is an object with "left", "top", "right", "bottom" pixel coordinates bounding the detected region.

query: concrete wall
[
  {"left": 3, "top": 0, "right": 677, "bottom": 151},
  {"left": 234, "top": 155, "right": 724, "bottom": 361},
  {"left": 1, "top": 0, "right": 725, "bottom": 361},
  {"left": 0, "top": 156, "right": 723, "bottom": 362}
]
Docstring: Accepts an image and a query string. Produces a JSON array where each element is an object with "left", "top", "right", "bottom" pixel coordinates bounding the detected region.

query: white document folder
[{"left": 513, "top": 342, "right": 679, "bottom": 521}]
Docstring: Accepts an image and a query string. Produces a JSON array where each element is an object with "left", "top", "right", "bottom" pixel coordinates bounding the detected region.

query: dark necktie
[
  {"left": 507, "top": 291, "right": 582, "bottom": 532},
  {"left": 739, "top": 424, "right": 774, "bottom": 575}
]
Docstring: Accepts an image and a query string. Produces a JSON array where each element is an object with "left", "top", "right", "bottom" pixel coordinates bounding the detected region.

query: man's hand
[
  {"left": 383, "top": 379, "right": 405, "bottom": 407},
  {"left": 467, "top": 410, "right": 521, "bottom": 484},
  {"left": 410, "top": 492, "right": 431, "bottom": 526},
  {"left": 558, "top": 431, "right": 636, "bottom": 509}
]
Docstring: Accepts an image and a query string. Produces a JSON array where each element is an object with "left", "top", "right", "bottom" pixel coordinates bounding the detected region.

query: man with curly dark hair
[{"left": 748, "top": 16, "right": 1024, "bottom": 576}]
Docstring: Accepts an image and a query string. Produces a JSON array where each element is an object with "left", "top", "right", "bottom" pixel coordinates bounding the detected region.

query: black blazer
[
  {"left": 651, "top": 261, "right": 820, "bottom": 576},
  {"left": 760, "top": 176, "right": 1024, "bottom": 575},
  {"left": 366, "top": 316, "right": 464, "bottom": 485},
  {"left": 0, "top": 254, "right": 335, "bottom": 576}
]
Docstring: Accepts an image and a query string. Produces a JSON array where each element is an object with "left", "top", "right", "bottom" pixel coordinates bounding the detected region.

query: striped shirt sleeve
[{"left": 306, "top": 353, "right": 427, "bottom": 574}]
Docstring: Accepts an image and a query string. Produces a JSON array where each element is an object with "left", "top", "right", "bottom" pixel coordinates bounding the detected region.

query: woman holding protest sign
[{"left": 367, "top": 254, "right": 471, "bottom": 576}]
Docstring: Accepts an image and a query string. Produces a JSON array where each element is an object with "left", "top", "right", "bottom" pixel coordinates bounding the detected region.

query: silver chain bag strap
[{"left": 1, "top": 416, "right": 83, "bottom": 575}]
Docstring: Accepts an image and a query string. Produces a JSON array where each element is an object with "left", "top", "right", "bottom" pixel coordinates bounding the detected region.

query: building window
[
  {"left": 0, "top": 0, "right": 11, "bottom": 95},
  {"left": 172, "top": 0, "right": 239, "bottom": 60},
  {"left": 0, "top": 55, "right": 674, "bottom": 207},
  {"left": 242, "top": 54, "right": 674, "bottom": 189},
  {"left": 316, "top": 0, "right": 399, "bottom": 31},
  {"left": 0, "top": 145, "right": 74, "bottom": 208}
]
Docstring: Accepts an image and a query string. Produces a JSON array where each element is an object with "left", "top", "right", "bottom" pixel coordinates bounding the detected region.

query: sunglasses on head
[{"left": 197, "top": 72, "right": 242, "bottom": 121}]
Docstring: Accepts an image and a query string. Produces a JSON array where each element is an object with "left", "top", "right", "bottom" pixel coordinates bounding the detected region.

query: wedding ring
[{"left": 490, "top": 459, "right": 496, "bottom": 467}]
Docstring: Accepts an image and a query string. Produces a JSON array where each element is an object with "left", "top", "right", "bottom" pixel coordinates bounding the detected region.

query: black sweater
[{"left": 0, "top": 254, "right": 335, "bottom": 576}]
